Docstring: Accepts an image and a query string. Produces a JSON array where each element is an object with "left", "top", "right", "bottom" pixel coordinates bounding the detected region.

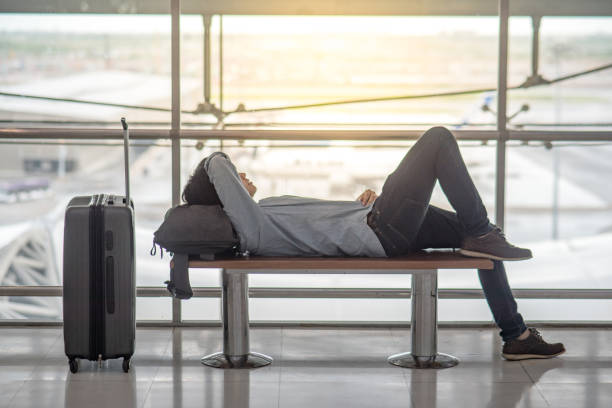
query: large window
[
  {"left": 1, "top": 10, "right": 611, "bottom": 323},
  {"left": 0, "top": 14, "right": 173, "bottom": 128}
]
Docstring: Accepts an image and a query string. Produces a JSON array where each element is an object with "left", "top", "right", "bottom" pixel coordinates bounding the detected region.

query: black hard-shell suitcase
[{"left": 63, "top": 118, "right": 135, "bottom": 373}]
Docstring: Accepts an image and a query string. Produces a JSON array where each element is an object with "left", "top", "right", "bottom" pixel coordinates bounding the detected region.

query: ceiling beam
[{"left": 1, "top": 0, "right": 612, "bottom": 16}]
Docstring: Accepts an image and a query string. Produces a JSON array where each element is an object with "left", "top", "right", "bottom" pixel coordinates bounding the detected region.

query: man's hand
[{"left": 356, "top": 189, "right": 378, "bottom": 206}]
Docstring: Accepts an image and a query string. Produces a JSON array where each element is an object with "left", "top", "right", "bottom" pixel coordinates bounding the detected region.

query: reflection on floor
[{"left": 1, "top": 327, "right": 611, "bottom": 407}]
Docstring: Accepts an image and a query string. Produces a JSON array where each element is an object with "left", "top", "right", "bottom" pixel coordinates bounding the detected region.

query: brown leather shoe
[
  {"left": 460, "top": 226, "right": 532, "bottom": 261},
  {"left": 502, "top": 328, "right": 566, "bottom": 361}
]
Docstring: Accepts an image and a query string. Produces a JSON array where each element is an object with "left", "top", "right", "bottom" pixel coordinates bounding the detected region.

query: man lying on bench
[{"left": 182, "top": 126, "right": 565, "bottom": 361}]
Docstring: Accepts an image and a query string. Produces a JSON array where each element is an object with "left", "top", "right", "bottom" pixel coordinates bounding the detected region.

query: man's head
[
  {"left": 182, "top": 158, "right": 222, "bottom": 206},
  {"left": 182, "top": 156, "right": 257, "bottom": 205}
]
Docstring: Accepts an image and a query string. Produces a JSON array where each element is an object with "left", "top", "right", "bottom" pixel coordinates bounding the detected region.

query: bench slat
[{"left": 188, "top": 252, "right": 493, "bottom": 270}]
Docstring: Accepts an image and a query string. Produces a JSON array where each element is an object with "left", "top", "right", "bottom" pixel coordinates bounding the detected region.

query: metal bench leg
[
  {"left": 388, "top": 269, "right": 459, "bottom": 369},
  {"left": 201, "top": 269, "right": 273, "bottom": 369}
]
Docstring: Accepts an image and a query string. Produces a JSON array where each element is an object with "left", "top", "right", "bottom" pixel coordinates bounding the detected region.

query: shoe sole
[
  {"left": 459, "top": 249, "right": 532, "bottom": 262},
  {"left": 502, "top": 350, "right": 566, "bottom": 361}
]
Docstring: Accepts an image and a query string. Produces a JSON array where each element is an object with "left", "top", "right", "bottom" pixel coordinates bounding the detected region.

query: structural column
[{"left": 170, "top": 0, "right": 182, "bottom": 325}]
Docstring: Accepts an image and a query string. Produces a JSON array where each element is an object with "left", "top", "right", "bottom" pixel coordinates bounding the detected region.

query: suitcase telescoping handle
[{"left": 121, "top": 117, "right": 130, "bottom": 208}]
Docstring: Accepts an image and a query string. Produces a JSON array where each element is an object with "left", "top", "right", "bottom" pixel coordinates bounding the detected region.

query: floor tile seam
[
  {"left": 533, "top": 382, "right": 553, "bottom": 407},
  {"left": 278, "top": 354, "right": 395, "bottom": 361},
  {"left": 384, "top": 326, "right": 400, "bottom": 356},
  {"left": 279, "top": 378, "right": 408, "bottom": 386},
  {"left": 4, "top": 380, "right": 26, "bottom": 408},
  {"left": 278, "top": 326, "right": 284, "bottom": 383},
  {"left": 277, "top": 369, "right": 405, "bottom": 374},
  {"left": 408, "top": 383, "right": 418, "bottom": 408},
  {"left": 403, "top": 379, "right": 541, "bottom": 383},
  {"left": 25, "top": 329, "right": 63, "bottom": 381},
  {"left": 18, "top": 378, "right": 154, "bottom": 384},
  {"left": 154, "top": 327, "right": 174, "bottom": 355},
  {"left": 275, "top": 377, "right": 282, "bottom": 408},
  {"left": 389, "top": 326, "right": 417, "bottom": 388},
  {"left": 138, "top": 378, "right": 156, "bottom": 408},
  {"left": 149, "top": 327, "right": 175, "bottom": 382},
  {"left": 148, "top": 378, "right": 282, "bottom": 384},
  {"left": 140, "top": 385, "right": 154, "bottom": 408},
  {"left": 531, "top": 380, "right": 612, "bottom": 384},
  {"left": 23, "top": 374, "right": 495, "bottom": 386},
  {"left": 283, "top": 377, "right": 414, "bottom": 386},
  {"left": 518, "top": 360, "right": 537, "bottom": 384},
  {"left": 388, "top": 326, "right": 403, "bottom": 344},
  {"left": 51, "top": 381, "right": 152, "bottom": 387},
  {"left": 400, "top": 368, "right": 411, "bottom": 387}
]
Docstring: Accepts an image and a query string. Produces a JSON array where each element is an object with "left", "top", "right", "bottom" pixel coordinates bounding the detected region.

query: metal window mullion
[
  {"left": 2, "top": 129, "right": 612, "bottom": 141},
  {"left": 3, "top": 286, "right": 612, "bottom": 299},
  {"left": 2, "top": 320, "right": 612, "bottom": 328},
  {"left": 203, "top": 14, "right": 212, "bottom": 105},
  {"left": 219, "top": 14, "right": 223, "bottom": 115},
  {"left": 495, "top": 0, "right": 509, "bottom": 229},
  {"left": 531, "top": 15, "right": 542, "bottom": 79},
  {"left": 171, "top": 0, "right": 182, "bottom": 326}
]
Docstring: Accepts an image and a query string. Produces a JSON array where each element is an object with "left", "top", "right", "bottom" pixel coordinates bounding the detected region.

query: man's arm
[{"left": 205, "top": 152, "right": 264, "bottom": 252}]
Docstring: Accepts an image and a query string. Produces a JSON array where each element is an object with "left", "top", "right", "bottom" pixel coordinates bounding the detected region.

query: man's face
[{"left": 239, "top": 172, "right": 257, "bottom": 197}]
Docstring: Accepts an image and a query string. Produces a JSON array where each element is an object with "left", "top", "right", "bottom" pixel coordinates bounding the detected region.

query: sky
[{"left": 0, "top": 14, "right": 611, "bottom": 36}]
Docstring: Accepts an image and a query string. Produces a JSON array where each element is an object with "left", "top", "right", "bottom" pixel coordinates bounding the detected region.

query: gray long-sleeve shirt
[{"left": 204, "top": 152, "right": 386, "bottom": 257}]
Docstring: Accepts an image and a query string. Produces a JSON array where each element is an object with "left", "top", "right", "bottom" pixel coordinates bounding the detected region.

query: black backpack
[
  {"left": 152, "top": 204, "right": 240, "bottom": 299},
  {"left": 153, "top": 204, "right": 239, "bottom": 257}
]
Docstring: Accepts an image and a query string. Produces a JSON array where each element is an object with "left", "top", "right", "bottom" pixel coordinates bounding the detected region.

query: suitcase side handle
[
  {"left": 121, "top": 117, "right": 130, "bottom": 208},
  {"left": 106, "top": 256, "right": 115, "bottom": 314}
]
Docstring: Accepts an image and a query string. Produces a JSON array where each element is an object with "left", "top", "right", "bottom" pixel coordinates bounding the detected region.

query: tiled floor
[{"left": 1, "top": 327, "right": 611, "bottom": 407}]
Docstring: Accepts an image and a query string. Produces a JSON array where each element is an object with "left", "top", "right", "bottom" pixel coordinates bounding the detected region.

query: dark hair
[{"left": 182, "top": 157, "right": 222, "bottom": 206}]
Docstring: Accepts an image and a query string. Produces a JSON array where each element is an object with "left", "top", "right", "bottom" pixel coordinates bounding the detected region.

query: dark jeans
[{"left": 368, "top": 127, "right": 527, "bottom": 341}]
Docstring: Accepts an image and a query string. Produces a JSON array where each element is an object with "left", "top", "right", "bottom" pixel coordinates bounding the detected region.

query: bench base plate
[
  {"left": 387, "top": 352, "right": 459, "bottom": 369},
  {"left": 201, "top": 351, "right": 273, "bottom": 369}
]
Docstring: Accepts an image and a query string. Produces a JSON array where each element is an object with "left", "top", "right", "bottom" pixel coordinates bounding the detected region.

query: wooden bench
[{"left": 186, "top": 252, "right": 493, "bottom": 370}]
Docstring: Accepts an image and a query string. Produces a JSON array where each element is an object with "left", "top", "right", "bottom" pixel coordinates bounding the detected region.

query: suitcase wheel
[
  {"left": 122, "top": 357, "right": 131, "bottom": 373},
  {"left": 69, "top": 358, "right": 79, "bottom": 374}
]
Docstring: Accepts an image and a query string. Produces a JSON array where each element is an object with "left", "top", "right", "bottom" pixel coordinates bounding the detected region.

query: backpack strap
[{"left": 165, "top": 253, "right": 193, "bottom": 300}]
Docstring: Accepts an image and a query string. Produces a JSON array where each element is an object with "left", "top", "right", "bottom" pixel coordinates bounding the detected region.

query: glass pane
[
  {"left": 0, "top": 13, "right": 171, "bottom": 129},
  {"left": 250, "top": 298, "right": 410, "bottom": 322},
  {"left": 505, "top": 143, "right": 612, "bottom": 290},
  {"left": 0, "top": 296, "right": 61, "bottom": 321},
  {"left": 516, "top": 299, "right": 612, "bottom": 321},
  {"left": 0, "top": 139, "right": 172, "bottom": 320},
  {"left": 445, "top": 300, "right": 612, "bottom": 323},
  {"left": 508, "top": 17, "right": 612, "bottom": 130},
  {"left": 0, "top": 297, "right": 173, "bottom": 322},
  {"left": 181, "top": 298, "right": 221, "bottom": 321},
  {"left": 180, "top": 15, "right": 499, "bottom": 129},
  {"left": 137, "top": 297, "right": 172, "bottom": 321}
]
